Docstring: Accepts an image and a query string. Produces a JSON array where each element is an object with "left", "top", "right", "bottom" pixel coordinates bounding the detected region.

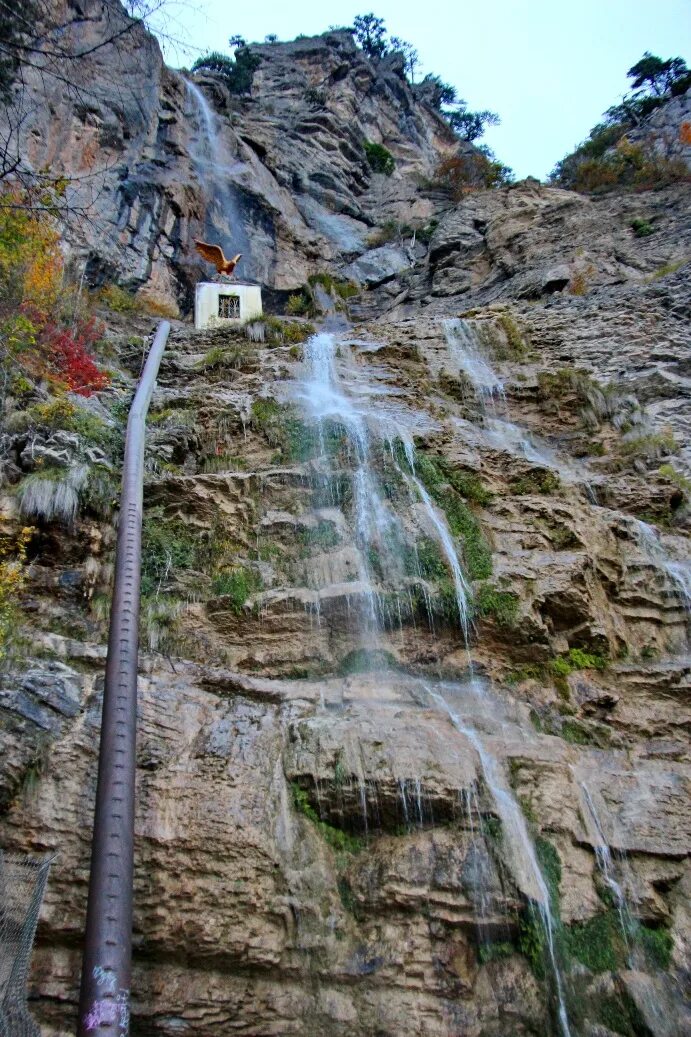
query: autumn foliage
[
  {"left": 0, "top": 188, "right": 110, "bottom": 399},
  {"left": 433, "top": 151, "right": 513, "bottom": 198}
]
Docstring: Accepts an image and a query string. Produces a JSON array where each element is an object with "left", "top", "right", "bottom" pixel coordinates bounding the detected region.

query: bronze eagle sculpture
[{"left": 195, "top": 240, "right": 242, "bottom": 277}]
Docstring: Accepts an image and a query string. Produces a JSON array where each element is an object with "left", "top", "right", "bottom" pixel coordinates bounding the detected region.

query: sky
[{"left": 156, "top": 0, "right": 691, "bottom": 180}]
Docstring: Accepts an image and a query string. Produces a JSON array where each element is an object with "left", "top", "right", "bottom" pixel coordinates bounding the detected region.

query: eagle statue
[{"left": 194, "top": 240, "right": 242, "bottom": 277}]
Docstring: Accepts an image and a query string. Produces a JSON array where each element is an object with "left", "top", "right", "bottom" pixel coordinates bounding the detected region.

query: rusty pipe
[{"left": 77, "top": 321, "right": 170, "bottom": 1036}]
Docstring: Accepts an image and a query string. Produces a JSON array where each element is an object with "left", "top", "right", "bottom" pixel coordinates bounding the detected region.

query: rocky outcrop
[{"left": 5, "top": 0, "right": 457, "bottom": 310}]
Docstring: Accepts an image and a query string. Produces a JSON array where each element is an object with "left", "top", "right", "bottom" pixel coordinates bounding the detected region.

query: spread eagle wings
[{"left": 194, "top": 240, "right": 228, "bottom": 271}]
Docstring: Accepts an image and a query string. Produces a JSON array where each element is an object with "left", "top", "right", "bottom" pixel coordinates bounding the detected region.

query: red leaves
[{"left": 40, "top": 316, "right": 109, "bottom": 396}]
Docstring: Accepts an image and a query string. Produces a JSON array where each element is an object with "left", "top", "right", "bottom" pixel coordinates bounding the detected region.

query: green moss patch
[
  {"left": 474, "top": 583, "right": 520, "bottom": 627},
  {"left": 292, "top": 783, "right": 363, "bottom": 853}
]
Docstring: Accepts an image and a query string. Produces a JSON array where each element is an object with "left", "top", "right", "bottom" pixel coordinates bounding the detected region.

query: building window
[{"left": 218, "top": 294, "right": 240, "bottom": 319}]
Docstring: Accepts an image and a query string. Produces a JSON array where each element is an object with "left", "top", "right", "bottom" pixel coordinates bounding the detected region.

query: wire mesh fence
[{"left": 0, "top": 851, "right": 53, "bottom": 1037}]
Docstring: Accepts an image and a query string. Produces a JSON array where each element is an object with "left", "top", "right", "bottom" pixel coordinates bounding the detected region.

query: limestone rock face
[
  {"left": 1, "top": 293, "right": 690, "bottom": 1036},
  {"left": 628, "top": 86, "right": 691, "bottom": 166}
]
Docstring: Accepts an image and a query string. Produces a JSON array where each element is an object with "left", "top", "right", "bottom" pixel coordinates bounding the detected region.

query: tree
[
  {"left": 419, "top": 74, "right": 458, "bottom": 110},
  {"left": 447, "top": 108, "right": 500, "bottom": 143},
  {"left": 229, "top": 34, "right": 246, "bottom": 50},
  {"left": 627, "top": 52, "right": 688, "bottom": 96},
  {"left": 264, "top": 34, "right": 278, "bottom": 44},
  {"left": 352, "top": 13, "right": 388, "bottom": 59},
  {"left": 389, "top": 36, "right": 419, "bottom": 82}
]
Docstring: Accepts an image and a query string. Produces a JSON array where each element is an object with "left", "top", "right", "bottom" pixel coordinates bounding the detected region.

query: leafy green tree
[
  {"left": 448, "top": 108, "right": 500, "bottom": 142},
  {"left": 353, "top": 13, "right": 388, "bottom": 58},
  {"left": 552, "top": 50, "right": 691, "bottom": 187},
  {"left": 627, "top": 52, "right": 688, "bottom": 95},
  {"left": 229, "top": 34, "right": 246, "bottom": 49}
]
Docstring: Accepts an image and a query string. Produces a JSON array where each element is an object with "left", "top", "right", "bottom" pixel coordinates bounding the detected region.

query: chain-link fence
[{"left": 0, "top": 851, "right": 53, "bottom": 1037}]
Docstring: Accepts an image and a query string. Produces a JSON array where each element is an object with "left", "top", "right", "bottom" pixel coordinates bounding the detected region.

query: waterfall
[
  {"left": 184, "top": 79, "right": 252, "bottom": 274},
  {"left": 396, "top": 437, "right": 472, "bottom": 639},
  {"left": 443, "top": 319, "right": 586, "bottom": 489},
  {"left": 298, "top": 331, "right": 406, "bottom": 639},
  {"left": 293, "top": 328, "right": 573, "bottom": 1036}
]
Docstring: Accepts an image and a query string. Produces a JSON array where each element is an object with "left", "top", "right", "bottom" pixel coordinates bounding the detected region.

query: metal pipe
[{"left": 77, "top": 321, "right": 170, "bottom": 1036}]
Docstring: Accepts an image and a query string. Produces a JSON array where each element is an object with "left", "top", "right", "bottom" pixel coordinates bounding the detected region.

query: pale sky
[{"left": 156, "top": 0, "right": 690, "bottom": 180}]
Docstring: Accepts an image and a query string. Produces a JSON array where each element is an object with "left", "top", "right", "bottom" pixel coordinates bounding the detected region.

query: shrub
[
  {"left": 433, "top": 152, "right": 512, "bottom": 197},
  {"left": 565, "top": 138, "right": 691, "bottom": 193},
  {"left": 286, "top": 290, "right": 316, "bottom": 318},
  {"left": 364, "top": 140, "right": 395, "bottom": 176},
  {"left": 96, "top": 284, "right": 142, "bottom": 313},
  {"left": 191, "top": 48, "right": 261, "bottom": 94},
  {"left": 40, "top": 316, "right": 109, "bottom": 395},
  {"left": 659, "top": 463, "right": 691, "bottom": 495},
  {"left": 197, "top": 345, "right": 248, "bottom": 372},
  {"left": 631, "top": 217, "right": 654, "bottom": 237},
  {"left": 211, "top": 567, "right": 262, "bottom": 613},
  {"left": 494, "top": 312, "right": 527, "bottom": 358},
  {"left": 0, "top": 189, "right": 109, "bottom": 402},
  {"left": 568, "top": 270, "right": 590, "bottom": 296}
]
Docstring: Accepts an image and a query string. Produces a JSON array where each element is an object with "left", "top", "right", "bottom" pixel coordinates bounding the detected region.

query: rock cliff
[
  {"left": 0, "top": 4, "right": 690, "bottom": 1037},
  {"left": 11, "top": 0, "right": 456, "bottom": 310}
]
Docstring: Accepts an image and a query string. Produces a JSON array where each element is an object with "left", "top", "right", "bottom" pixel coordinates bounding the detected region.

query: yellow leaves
[
  {"left": 0, "top": 521, "right": 34, "bottom": 662},
  {"left": 0, "top": 187, "right": 63, "bottom": 312}
]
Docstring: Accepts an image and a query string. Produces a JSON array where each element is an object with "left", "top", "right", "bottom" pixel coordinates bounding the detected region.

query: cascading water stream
[
  {"left": 632, "top": 518, "right": 691, "bottom": 633},
  {"left": 444, "top": 318, "right": 505, "bottom": 404},
  {"left": 293, "top": 328, "right": 573, "bottom": 1036},
  {"left": 298, "top": 331, "right": 406, "bottom": 638},
  {"left": 399, "top": 437, "right": 472, "bottom": 640}
]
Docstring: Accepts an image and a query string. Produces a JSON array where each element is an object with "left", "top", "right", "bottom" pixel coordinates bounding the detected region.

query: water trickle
[
  {"left": 579, "top": 781, "right": 635, "bottom": 960},
  {"left": 443, "top": 318, "right": 505, "bottom": 404},
  {"left": 397, "top": 439, "right": 472, "bottom": 640},
  {"left": 631, "top": 518, "right": 691, "bottom": 632},
  {"left": 425, "top": 682, "right": 572, "bottom": 1037}
]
